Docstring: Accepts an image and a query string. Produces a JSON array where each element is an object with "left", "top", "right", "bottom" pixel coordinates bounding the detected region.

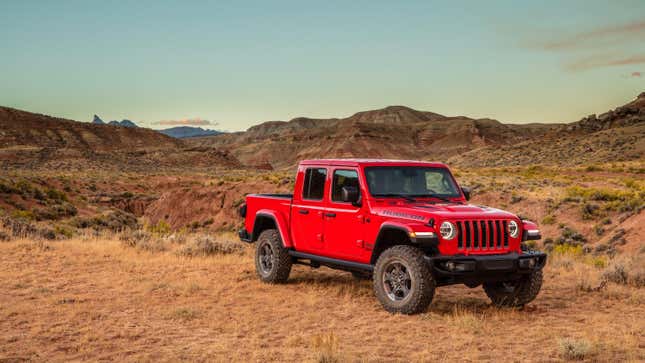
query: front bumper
[{"left": 425, "top": 251, "right": 547, "bottom": 287}]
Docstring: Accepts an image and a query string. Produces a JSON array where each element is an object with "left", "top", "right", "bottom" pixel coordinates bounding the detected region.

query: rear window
[{"left": 302, "top": 168, "right": 327, "bottom": 200}]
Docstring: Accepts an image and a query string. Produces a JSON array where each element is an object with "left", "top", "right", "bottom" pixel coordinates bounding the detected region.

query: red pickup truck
[{"left": 239, "top": 159, "right": 545, "bottom": 314}]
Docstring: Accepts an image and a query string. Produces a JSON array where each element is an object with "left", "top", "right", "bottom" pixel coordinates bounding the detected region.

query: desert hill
[
  {"left": 190, "top": 94, "right": 645, "bottom": 169},
  {"left": 0, "top": 107, "right": 179, "bottom": 150},
  {"left": 2, "top": 93, "right": 643, "bottom": 171},
  {"left": 0, "top": 106, "right": 239, "bottom": 170},
  {"left": 187, "top": 105, "right": 560, "bottom": 169},
  {"left": 449, "top": 93, "right": 645, "bottom": 167}
]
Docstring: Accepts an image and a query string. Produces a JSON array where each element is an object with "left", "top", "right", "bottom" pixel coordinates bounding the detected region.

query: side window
[
  {"left": 302, "top": 168, "right": 327, "bottom": 200},
  {"left": 331, "top": 169, "right": 359, "bottom": 202}
]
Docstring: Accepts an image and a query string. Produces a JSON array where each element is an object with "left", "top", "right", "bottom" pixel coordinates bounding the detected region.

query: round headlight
[
  {"left": 440, "top": 221, "right": 456, "bottom": 240},
  {"left": 508, "top": 220, "right": 519, "bottom": 238}
]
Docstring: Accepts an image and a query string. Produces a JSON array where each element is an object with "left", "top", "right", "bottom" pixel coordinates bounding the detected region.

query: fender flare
[
  {"left": 521, "top": 220, "right": 541, "bottom": 241},
  {"left": 253, "top": 209, "right": 293, "bottom": 248},
  {"left": 370, "top": 222, "right": 414, "bottom": 264}
]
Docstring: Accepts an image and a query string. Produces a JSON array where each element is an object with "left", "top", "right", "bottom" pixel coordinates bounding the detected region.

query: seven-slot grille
[{"left": 455, "top": 220, "right": 509, "bottom": 251}]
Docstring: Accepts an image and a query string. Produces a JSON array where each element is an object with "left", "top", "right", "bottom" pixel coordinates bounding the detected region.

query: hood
[{"left": 371, "top": 201, "right": 517, "bottom": 222}]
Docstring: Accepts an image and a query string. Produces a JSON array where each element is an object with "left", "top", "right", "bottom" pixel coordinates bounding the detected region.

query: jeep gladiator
[{"left": 238, "top": 159, "right": 546, "bottom": 314}]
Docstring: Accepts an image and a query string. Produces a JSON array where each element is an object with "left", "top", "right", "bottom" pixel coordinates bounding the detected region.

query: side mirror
[
  {"left": 461, "top": 186, "right": 471, "bottom": 201},
  {"left": 341, "top": 186, "right": 360, "bottom": 204}
]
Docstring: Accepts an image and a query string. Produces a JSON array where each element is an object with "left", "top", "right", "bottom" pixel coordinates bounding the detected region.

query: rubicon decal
[{"left": 378, "top": 210, "right": 426, "bottom": 221}]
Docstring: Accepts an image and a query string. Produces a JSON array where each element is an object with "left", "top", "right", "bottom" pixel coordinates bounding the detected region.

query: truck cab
[{"left": 239, "top": 159, "right": 546, "bottom": 314}]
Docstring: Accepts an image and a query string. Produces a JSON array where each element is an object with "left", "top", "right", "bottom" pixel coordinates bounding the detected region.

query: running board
[{"left": 288, "top": 251, "right": 374, "bottom": 272}]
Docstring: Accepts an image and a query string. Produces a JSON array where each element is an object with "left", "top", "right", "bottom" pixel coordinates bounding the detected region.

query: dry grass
[
  {"left": 0, "top": 236, "right": 643, "bottom": 362},
  {"left": 558, "top": 337, "right": 595, "bottom": 360}
]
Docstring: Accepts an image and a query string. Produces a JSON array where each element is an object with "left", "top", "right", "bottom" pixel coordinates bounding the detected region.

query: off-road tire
[
  {"left": 483, "top": 269, "right": 543, "bottom": 307},
  {"left": 373, "top": 245, "right": 435, "bottom": 314},
  {"left": 255, "top": 229, "right": 292, "bottom": 284},
  {"left": 351, "top": 271, "right": 372, "bottom": 281}
]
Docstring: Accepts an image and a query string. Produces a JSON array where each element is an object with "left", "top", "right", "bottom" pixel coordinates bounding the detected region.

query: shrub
[
  {"left": 541, "top": 215, "right": 556, "bottom": 225},
  {"left": 601, "top": 258, "right": 644, "bottom": 287},
  {"left": 0, "top": 182, "right": 18, "bottom": 194},
  {"left": 170, "top": 307, "right": 200, "bottom": 321},
  {"left": 177, "top": 235, "right": 244, "bottom": 257},
  {"left": 11, "top": 210, "right": 35, "bottom": 221},
  {"left": 608, "top": 229, "right": 626, "bottom": 246},
  {"left": 558, "top": 226, "right": 587, "bottom": 245},
  {"left": 120, "top": 230, "right": 152, "bottom": 248},
  {"left": 0, "top": 231, "right": 11, "bottom": 242},
  {"left": 33, "top": 188, "right": 46, "bottom": 200},
  {"left": 311, "top": 332, "right": 341, "bottom": 363},
  {"left": 510, "top": 195, "right": 524, "bottom": 204},
  {"left": 565, "top": 186, "right": 644, "bottom": 214},
  {"left": 593, "top": 224, "right": 604, "bottom": 236},
  {"left": 98, "top": 210, "right": 138, "bottom": 231},
  {"left": 1, "top": 216, "right": 37, "bottom": 237},
  {"left": 120, "top": 230, "right": 167, "bottom": 252},
  {"left": 558, "top": 338, "right": 594, "bottom": 360},
  {"left": 553, "top": 244, "right": 583, "bottom": 256},
  {"left": 584, "top": 165, "right": 602, "bottom": 172},
  {"left": 54, "top": 225, "right": 74, "bottom": 239},
  {"left": 16, "top": 180, "right": 33, "bottom": 195},
  {"left": 602, "top": 262, "right": 628, "bottom": 285},
  {"left": 33, "top": 202, "right": 78, "bottom": 221},
  {"left": 148, "top": 220, "right": 171, "bottom": 235},
  {"left": 163, "top": 233, "right": 187, "bottom": 245},
  {"left": 580, "top": 203, "right": 600, "bottom": 220},
  {"left": 587, "top": 256, "right": 607, "bottom": 269},
  {"left": 45, "top": 188, "right": 68, "bottom": 202}
]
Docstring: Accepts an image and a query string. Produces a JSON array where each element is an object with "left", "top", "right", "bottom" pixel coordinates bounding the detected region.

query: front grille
[{"left": 455, "top": 220, "right": 509, "bottom": 252}]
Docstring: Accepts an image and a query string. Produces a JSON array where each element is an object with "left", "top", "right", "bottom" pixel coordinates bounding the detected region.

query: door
[
  {"left": 290, "top": 167, "right": 327, "bottom": 253},
  {"left": 321, "top": 168, "right": 367, "bottom": 261}
]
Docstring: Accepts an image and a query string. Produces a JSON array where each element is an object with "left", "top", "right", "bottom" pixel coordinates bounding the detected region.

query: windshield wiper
[{"left": 373, "top": 193, "right": 417, "bottom": 202}]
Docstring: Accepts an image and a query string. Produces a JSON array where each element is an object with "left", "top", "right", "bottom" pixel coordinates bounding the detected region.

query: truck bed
[{"left": 244, "top": 194, "right": 294, "bottom": 240}]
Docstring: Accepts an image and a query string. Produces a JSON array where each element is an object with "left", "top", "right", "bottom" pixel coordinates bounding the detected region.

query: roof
[{"left": 299, "top": 158, "right": 448, "bottom": 168}]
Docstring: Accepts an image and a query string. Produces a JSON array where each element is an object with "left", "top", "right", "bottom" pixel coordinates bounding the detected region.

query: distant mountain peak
[
  {"left": 92, "top": 115, "right": 105, "bottom": 124},
  {"left": 158, "top": 126, "right": 223, "bottom": 138},
  {"left": 119, "top": 120, "right": 138, "bottom": 128},
  {"left": 106, "top": 119, "right": 138, "bottom": 128}
]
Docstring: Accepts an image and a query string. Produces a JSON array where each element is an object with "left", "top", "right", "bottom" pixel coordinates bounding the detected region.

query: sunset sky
[{"left": 2, "top": 0, "right": 644, "bottom": 131}]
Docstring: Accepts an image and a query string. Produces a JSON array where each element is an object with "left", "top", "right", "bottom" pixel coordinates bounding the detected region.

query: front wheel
[
  {"left": 483, "top": 270, "right": 543, "bottom": 307},
  {"left": 373, "top": 245, "right": 435, "bottom": 314},
  {"left": 255, "top": 229, "right": 292, "bottom": 284}
]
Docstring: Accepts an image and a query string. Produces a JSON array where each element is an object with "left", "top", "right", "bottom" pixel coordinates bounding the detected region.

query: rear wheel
[
  {"left": 255, "top": 229, "right": 292, "bottom": 283},
  {"left": 373, "top": 245, "right": 435, "bottom": 314},
  {"left": 483, "top": 270, "right": 543, "bottom": 307}
]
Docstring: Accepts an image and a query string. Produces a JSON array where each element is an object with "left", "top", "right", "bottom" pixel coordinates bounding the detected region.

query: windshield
[{"left": 364, "top": 166, "right": 461, "bottom": 198}]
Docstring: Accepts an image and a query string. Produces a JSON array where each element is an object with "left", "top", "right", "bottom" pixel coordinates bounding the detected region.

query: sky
[{"left": 1, "top": 0, "right": 644, "bottom": 131}]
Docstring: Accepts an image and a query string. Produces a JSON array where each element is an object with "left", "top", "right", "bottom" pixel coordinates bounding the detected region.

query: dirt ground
[{"left": 1, "top": 238, "right": 643, "bottom": 362}]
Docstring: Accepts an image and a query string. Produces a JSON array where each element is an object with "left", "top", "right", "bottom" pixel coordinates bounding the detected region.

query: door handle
[
  {"left": 324, "top": 212, "right": 336, "bottom": 218},
  {"left": 298, "top": 209, "right": 309, "bottom": 215}
]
